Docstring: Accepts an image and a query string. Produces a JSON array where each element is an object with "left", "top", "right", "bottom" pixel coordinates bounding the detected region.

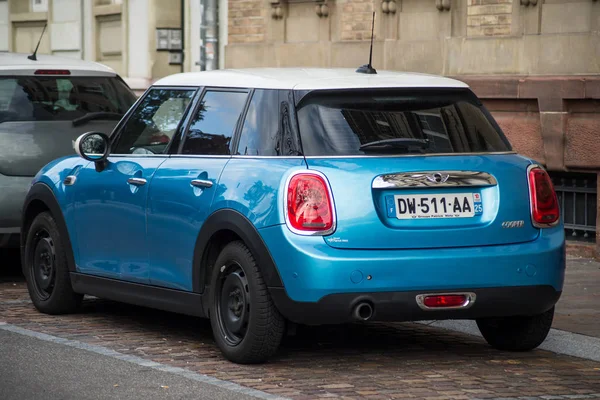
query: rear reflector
[
  {"left": 286, "top": 172, "right": 335, "bottom": 235},
  {"left": 416, "top": 292, "right": 476, "bottom": 310},
  {"left": 34, "top": 69, "right": 71, "bottom": 75},
  {"left": 423, "top": 295, "right": 467, "bottom": 308},
  {"left": 528, "top": 166, "right": 560, "bottom": 227}
]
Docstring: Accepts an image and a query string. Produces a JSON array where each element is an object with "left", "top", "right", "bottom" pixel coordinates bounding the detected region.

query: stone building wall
[
  {"left": 467, "top": 0, "right": 513, "bottom": 37},
  {"left": 340, "top": 0, "right": 375, "bottom": 41},
  {"left": 229, "top": 0, "right": 267, "bottom": 43}
]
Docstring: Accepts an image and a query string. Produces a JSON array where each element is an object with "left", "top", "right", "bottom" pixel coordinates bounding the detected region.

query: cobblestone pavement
[
  {"left": 1, "top": 281, "right": 599, "bottom": 400},
  {"left": 2, "top": 250, "right": 600, "bottom": 400}
]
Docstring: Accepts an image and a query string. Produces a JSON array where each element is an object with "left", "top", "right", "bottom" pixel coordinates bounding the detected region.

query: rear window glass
[
  {"left": 296, "top": 89, "right": 511, "bottom": 156},
  {"left": 0, "top": 76, "right": 136, "bottom": 123}
]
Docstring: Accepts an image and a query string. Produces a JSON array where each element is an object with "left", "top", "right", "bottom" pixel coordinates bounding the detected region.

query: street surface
[
  {"left": 0, "top": 329, "right": 259, "bottom": 400},
  {"left": 1, "top": 249, "right": 600, "bottom": 400}
]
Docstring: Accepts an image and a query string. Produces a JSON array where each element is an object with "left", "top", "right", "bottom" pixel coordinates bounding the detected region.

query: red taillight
[
  {"left": 34, "top": 69, "right": 71, "bottom": 75},
  {"left": 422, "top": 295, "right": 468, "bottom": 308},
  {"left": 528, "top": 166, "right": 560, "bottom": 227},
  {"left": 286, "top": 173, "right": 334, "bottom": 234}
]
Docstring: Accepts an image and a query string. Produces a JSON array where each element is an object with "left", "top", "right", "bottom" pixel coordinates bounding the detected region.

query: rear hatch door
[
  {"left": 306, "top": 154, "right": 537, "bottom": 250},
  {"left": 295, "top": 87, "right": 538, "bottom": 250}
]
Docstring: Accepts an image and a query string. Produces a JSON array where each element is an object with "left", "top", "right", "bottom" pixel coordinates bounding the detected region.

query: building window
[{"left": 31, "top": 0, "right": 48, "bottom": 12}]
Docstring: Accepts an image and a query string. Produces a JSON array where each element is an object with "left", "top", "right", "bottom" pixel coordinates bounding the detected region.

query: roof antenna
[
  {"left": 28, "top": 23, "right": 47, "bottom": 61},
  {"left": 356, "top": 12, "right": 377, "bottom": 75}
]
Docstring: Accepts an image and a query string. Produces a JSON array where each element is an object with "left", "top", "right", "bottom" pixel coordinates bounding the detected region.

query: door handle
[
  {"left": 127, "top": 177, "right": 147, "bottom": 186},
  {"left": 191, "top": 179, "right": 213, "bottom": 188},
  {"left": 64, "top": 175, "right": 77, "bottom": 186}
]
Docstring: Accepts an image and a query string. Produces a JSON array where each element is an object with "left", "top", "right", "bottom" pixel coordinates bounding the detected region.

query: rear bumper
[
  {"left": 271, "top": 285, "right": 561, "bottom": 325},
  {"left": 259, "top": 223, "right": 566, "bottom": 324}
]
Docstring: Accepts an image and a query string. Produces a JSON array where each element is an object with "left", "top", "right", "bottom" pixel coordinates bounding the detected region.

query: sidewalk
[{"left": 554, "top": 256, "right": 600, "bottom": 338}]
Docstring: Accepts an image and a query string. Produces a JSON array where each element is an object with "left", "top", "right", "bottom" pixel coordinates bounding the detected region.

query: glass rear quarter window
[
  {"left": 236, "top": 89, "right": 280, "bottom": 156},
  {"left": 296, "top": 89, "right": 511, "bottom": 156},
  {"left": 181, "top": 90, "right": 248, "bottom": 156}
]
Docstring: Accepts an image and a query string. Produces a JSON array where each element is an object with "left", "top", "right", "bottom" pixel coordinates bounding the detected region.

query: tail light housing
[
  {"left": 286, "top": 171, "right": 336, "bottom": 235},
  {"left": 528, "top": 165, "right": 560, "bottom": 228}
]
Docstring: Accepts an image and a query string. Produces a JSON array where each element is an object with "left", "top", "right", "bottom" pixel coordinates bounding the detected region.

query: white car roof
[
  {"left": 0, "top": 52, "right": 117, "bottom": 77},
  {"left": 153, "top": 68, "right": 469, "bottom": 91}
]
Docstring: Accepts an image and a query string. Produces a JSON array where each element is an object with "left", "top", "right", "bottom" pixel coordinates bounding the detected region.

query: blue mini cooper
[{"left": 21, "top": 68, "right": 565, "bottom": 364}]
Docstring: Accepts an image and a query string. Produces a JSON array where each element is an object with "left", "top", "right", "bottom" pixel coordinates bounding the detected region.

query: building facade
[{"left": 0, "top": 0, "right": 228, "bottom": 94}]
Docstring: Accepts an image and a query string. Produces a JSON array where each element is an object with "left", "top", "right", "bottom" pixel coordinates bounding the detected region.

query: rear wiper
[
  {"left": 72, "top": 112, "right": 124, "bottom": 127},
  {"left": 359, "top": 138, "right": 429, "bottom": 151}
]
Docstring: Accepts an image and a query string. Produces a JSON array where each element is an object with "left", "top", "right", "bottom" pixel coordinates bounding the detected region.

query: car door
[
  {"left": 73, "top": 87, "right": 196, "bottom": 282},
  {"left": 146, "top": 88, "right": 250, "bottom": 290}
]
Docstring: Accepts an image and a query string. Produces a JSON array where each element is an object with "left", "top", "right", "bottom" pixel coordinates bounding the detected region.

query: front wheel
[
  {"left": 209, "top": 241, "right": 285, "bottom": 364},
  {"left": 476, "top": 307, "right": 554, "bottom": 351},
  {"left": 23, "top": 212, "right": 83, "bottom": 314}
]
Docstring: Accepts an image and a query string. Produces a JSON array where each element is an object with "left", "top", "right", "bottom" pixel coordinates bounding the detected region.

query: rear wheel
[
  {"left": 476, "top": 307, "right": 554, "bottom": 351},
  {"left": 209, "top": 241, "right": 285, "bottom": 364},
  {"left": 23, "top": 212, "right": 82, "bottom": 314}
]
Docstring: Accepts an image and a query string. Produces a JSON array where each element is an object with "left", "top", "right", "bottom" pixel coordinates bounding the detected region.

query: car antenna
[
  {"left": 27, "top": 23, "right": 47, "bottom": 61},
  {"left": 356, "top": 12, "right": 377, "bottom": 74}
]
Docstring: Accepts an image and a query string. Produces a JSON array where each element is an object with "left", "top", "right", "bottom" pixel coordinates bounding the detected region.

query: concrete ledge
[
  {"left": 10, "top": 12, "right": 48, "bottom": 22},
  {"left": 93, "top": 4, "right": 122, "bottom": 17}
]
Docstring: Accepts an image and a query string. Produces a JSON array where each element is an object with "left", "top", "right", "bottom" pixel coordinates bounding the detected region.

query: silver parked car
[{"left": 0, "top": 52, "right": 137, "bottom": 249}]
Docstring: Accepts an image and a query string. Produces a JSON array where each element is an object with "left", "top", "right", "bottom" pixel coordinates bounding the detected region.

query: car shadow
[
  {"left": 0, "top": 249, "right": 24, "bottom": 283},
  {"left": 75, "top": 296, "right": 495, "bottom": 364}
]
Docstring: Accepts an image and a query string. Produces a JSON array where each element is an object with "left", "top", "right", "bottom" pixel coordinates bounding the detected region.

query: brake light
[
  {"left": 528, "top": 166, "right": 560, "bottom": 227},
  {"left": 286, "top": 172, "right": 335, "bottom": 234},
  {"left": 34, "top": 69, "right": 71, "bottom": 75}
]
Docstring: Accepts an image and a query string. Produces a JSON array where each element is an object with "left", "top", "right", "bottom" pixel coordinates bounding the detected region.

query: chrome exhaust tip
[{"left": 353, "top": 302, "right": 374, "bottom": 321}]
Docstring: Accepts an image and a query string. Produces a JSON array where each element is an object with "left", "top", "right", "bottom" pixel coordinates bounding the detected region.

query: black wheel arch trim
[
  {"left": 21, "top": 182, "right": 77, "bottom": 274},
  {"left": 192, "top": 209, "right": 284, "bottom": 293}
]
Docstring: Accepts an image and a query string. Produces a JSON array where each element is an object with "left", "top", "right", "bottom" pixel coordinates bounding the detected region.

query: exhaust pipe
[{"left": 353, "top": 302, "right": 373, "bottom": 321}]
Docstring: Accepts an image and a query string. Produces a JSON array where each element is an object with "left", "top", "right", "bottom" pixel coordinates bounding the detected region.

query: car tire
[
  {"left": 476, "top": 307, "right": 554, "bottom": 351},
  {"left": 23, "top": 212, "right": 83, "bottom": 314},
  {"left": 209, "top": 240, "right": 285, "bottom": 364}
]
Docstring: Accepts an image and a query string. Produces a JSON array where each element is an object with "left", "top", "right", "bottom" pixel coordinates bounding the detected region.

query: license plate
[{"left": 390, "top": 193, "right": 482, "bottom": 220}]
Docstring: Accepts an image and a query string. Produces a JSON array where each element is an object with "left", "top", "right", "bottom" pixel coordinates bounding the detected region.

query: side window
[
  {"left": 181, "top": 90, "right": 248, "bottom": 155},
  {"left": 236, "top": 89, "right": 279, "bottom": 156},
  {"left": 112, "top": 88, "right": 195, "bottom": 155}
]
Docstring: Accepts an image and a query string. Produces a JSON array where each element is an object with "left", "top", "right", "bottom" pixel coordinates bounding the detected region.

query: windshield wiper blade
[
  {"left": 72, "top": 112, "right": 123, "bottom": 127},
  {"left": 359, "top": 138, "right": 429, "bottom": 151}
]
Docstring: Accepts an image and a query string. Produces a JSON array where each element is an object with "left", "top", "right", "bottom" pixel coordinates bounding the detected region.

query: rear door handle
[
  {"left": 191, "top": 179, "right": 213, "bottom": 188},
  {"left": 127, "top": 177, "right": 147, "bottom": 186}
]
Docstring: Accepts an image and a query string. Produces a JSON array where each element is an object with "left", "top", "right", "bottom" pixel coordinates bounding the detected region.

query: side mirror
[{"left": 74, "top": 132, "right": 110, "bottom": 171}]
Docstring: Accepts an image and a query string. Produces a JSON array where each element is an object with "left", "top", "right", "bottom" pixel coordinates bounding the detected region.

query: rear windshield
[
  {"left": 0, "top": 76, "right": 136, "bottom": 123},
  {"left": 296, "top": 89, "right": 511, "bottom": 156}
]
